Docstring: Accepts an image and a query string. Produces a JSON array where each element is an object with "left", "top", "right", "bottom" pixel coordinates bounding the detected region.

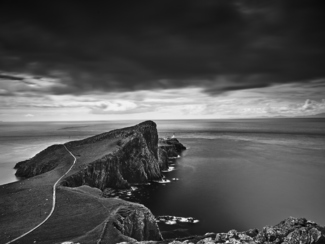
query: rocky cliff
[
  {"left": 111, "top": 205, "right": 163, "bottom": 242},
  {"left": 15, "top": 120, "right": 186, "bottom": 190},
  {"left": 158, "top": 148, "right": 169, "bottom": 171},
  {"left": 159, "top": 138, "right": 187, "bottom": 158},
  {"left": 61, "top": 128, "right": 163, "bottom": 189},
  {"left": 157, "top": 137, "right": 186, "bottom": 171}
]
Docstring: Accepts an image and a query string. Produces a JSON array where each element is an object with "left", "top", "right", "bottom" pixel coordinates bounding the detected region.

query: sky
[{"left": 0, "top": 0, "right": 325, "bottom": 121}]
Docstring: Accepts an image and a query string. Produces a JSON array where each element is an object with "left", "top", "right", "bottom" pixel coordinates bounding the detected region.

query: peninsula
[
  {"left": 0, "top": 121, "right": 324, "bottom": 244},
  {"left": 0, "top": 121, "right": 184, "bottom": 243}
]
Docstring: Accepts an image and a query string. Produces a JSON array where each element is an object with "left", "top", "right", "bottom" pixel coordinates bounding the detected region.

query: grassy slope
[
  {"left": 11, "top": 186, "right": 133, "bottom": 244},
  {"left": 0, "top": 146, "right": 71, "bottom": 242},
  {"left": 0, "top": 136, "right": 123, "bottom": 244},
  {"left": 65, "top": 136, "right": 119, "bottom": 174}
]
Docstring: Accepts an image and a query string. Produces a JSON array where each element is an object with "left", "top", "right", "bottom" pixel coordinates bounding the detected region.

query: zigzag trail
[{"left": 5, "top": 144, "right": 77, "bottom": 244}]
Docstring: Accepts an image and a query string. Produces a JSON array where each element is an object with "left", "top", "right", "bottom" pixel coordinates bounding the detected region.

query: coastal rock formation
[
  {"left": 15, "top": 121, "right": 165, "bottom": 189},
  {"left": 71, "top": 201, "right": 163, "bottom": 243},
  {"left": 62, "top": 128, "right": 162, "bottom": 189},
  {"left": 14, "top": 121, "right": 187, "bottom": 190},
  {"left": 112, "top": 205, "right": 163, "bottom": 242},
  {"left": 157, "top": 138, "right": 186, "bottom": 171},
  {"left": 158, "top": 148, "right": 169, "bottom": 171},
  {"left": 159, "top": 138, "right": 187, "bottom": 158},
  {"left": 136, "top": 217, "right": 325, "bottom": 244}
]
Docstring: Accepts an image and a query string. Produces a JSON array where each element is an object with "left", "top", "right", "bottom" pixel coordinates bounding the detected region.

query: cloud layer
[
  {"left": 1, "top": 1, "right": 325, "bottom": 121},
  {"left": 1, "top": 0, "right": 325, "bottom": 96},
  {"left": 1, "top": 82, "right": 324, "bottom": 121}
]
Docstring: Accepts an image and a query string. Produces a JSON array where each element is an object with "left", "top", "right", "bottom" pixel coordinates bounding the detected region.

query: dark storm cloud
[
  {"left": 0, "top": 0, "right": 324, "bottom": 95},
  {"left": 0, "top": 74, "right": 24, "bottom": 81}
]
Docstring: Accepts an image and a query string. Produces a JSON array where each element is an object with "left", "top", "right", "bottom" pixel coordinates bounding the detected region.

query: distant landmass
[
  {"left": 290, "top": 113, "right": 325, "bottom": 118},
  {"left": 260, "top": 113, "right": 325, "bottom": 119},
  {"left": 307, "top": 112, "right": 325, "bottom": 118},
  {"left": 0, "top": 121, "right": 324, "bottom": 244}
]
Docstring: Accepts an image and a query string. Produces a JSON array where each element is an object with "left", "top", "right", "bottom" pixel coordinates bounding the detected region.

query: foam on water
[
  {"left": 156, "top": 216, "right": 200, "bottom": 225},
  {"left": 162, "top": 166, "right": 176, "bottom": 172},
  {"left": 153, "top": 179, "right": 171, "bottom": 184}
]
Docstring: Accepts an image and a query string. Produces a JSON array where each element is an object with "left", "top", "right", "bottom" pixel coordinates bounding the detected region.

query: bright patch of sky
[{"left": 1, "top": 76, "right": 324, "bottom": 121}]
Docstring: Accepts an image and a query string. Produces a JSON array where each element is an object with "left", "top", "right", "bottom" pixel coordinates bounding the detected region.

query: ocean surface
[{"left": 1, "top": 119, "right": 325, "bottom": 237}]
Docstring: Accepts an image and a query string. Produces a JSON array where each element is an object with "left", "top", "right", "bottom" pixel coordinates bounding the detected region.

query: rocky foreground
[
  {"left": 4, "top": 121, "right": 325, "bottom": 244},
  {"left": 129, "top": 217, "right": 325, "bottom": 244}
]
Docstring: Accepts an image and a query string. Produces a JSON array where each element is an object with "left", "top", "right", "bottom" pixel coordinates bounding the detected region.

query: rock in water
[
  {"left": 254, "top": 217, "right": 325, "bottom": 244},
  {"left": 159, "top": 138, "right": 186, "bottom": 158}
]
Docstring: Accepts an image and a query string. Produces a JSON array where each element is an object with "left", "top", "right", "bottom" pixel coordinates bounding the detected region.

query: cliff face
[
  {"left": 61, "top": 129, "right": 162, "bottom": 189},
  {"left": 112, "top": 205, "right": 163, "bottom": 242},
  {"left": 135, "top": 121, "right": 159, "bottom": 159},
  {"left": 157, "top": 138, "right": 186, "bottom": 171},
  {"left": 158, "top": 148, "right": 169, "bottom": 171},
  {"left": 159, "top": 138, "right": 186, "bottom": 158},
  {"left": 14, "top": 121, "right": 165, "bottom": 189}
]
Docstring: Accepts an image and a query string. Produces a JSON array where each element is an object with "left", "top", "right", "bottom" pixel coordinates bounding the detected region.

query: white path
[{"left": 5, "top": 144, "right": 77, "bottom": 244}]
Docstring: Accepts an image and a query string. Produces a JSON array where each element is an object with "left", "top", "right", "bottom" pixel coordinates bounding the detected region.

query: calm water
[{"left": 1, "top": 119, "right": 325, "bottom": 237}]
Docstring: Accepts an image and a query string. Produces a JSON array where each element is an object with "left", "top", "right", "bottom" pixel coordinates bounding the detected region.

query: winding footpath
[{"left": 5, "top": 144, "right": 77, "bottom": 244}]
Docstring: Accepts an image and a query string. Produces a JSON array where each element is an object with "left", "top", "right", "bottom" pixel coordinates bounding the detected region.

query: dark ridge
[{"left": 15, "top": 144, "right": 63, "bottom": 178}]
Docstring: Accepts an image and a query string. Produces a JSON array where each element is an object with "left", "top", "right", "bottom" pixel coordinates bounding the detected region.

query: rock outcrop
[
  {"left": 136, "top": 217, "right": 325, "bottom": 244},
  {"left": 61, "top": 126, "right": 163, "bottom": 189},
  {"left": 112, "top": 205, "right": 163, "bottom": 242},
  {"left": 159, "top": 138, "right": 186, "bottom": 158},
  {"left": 158, "top": 148, "right": 169, "bottom": 171},
  {"left": 157, "top": 137, "right": 186, "bottom": 172}
]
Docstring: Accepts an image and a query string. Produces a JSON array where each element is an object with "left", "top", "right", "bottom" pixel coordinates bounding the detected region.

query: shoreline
[{"left": 0, "top": 162, "right": 19, "bottom": 186}]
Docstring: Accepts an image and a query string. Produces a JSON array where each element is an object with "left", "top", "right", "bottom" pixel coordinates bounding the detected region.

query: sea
[{"left": 1, "top": 119, "right": 325, "bottom": 238}]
